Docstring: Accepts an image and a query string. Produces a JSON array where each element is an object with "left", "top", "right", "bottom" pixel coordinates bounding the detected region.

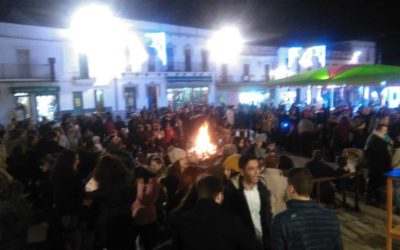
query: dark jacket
[
  {"left": 270, "top": 199, "right": 343, "bottom": 250},
  {"left": 172, "top": 199, "right": 262, "bottom": 250},
  {"left": 223, "top": 175, "right": 272, "bottom": 249},
  {"left": 53, "top": 172, "right": 83, "bottom": 215},
  {"left": 86, "top": 182, "right": 136, "bottom": 250},
  {"left": 364, "top": 132, "right": 392, "bottom": 173},
  {"left": 0, "top": 181, "right": 31, "bottom": 250}
]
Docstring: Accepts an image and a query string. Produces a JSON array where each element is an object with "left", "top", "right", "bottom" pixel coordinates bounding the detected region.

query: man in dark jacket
[
  {"left": 223, "top": 154, "right": 272, "bottom": 249},
  {"left": 173, "top": 175, "right": 261, "bottom": 250},
  {"left": 364, "top": 124, "right": 392, "bottom": 205},
  {"left": 270, "top": 167, "right": 343, "bottom": 250}
]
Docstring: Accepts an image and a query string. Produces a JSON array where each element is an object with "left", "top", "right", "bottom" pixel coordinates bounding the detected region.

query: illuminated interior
[
  {"left": 167, "top": 87, "right": 209, "bottom": 108},
  {"left": 381, "top": 87, "right": 400, "bottom": 108},
  {"left": 36, "top": 95, "right": 57, "bottom": 121},
  {"left": 238, "top": 92, "right": 269, "bottom": 105}
]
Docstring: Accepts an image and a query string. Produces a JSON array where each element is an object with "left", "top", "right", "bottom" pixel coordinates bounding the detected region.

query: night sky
[{"left": 1, "top": 0, "right": 399, "bottom": 64}]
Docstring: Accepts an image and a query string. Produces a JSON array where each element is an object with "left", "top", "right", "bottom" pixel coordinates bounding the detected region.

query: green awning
[
  {"left": 266, "top": 68, "right": 330, "bottom": 87},
  {"left": 330, "top": 65, "right": 400, "bottom": 85},
  {"left": 266, "top": 64, "right": 400, "bottom": 87}
]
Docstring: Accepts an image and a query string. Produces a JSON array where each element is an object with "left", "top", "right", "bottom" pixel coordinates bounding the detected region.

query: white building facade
[{"left": 0, "top": 19, "right": 377, "bottom": 124}]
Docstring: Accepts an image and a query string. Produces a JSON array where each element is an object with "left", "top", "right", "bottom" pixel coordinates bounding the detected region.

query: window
[
  {"left": 201, "top": 50, "right": 209, "bottom": 71},
  {"left": 265, "top": 64, "right": 270, "bottom": 82},
  {"left": 79, "top": 54, "right": 89, "bottom": 79},
  {"left": 243, "top": 64, "right": 250, "bottom": 76},
  {"left": 147, "top": 44, "right": 156, "bottom": 72},
  {"left": 184, "top": 47, "right": 192, "bottom": 72},
  {"left": 167, "top": 46, "right": 174, "bottom": 71},
  {"left": 221, "top": 64, "right": 228, "bottom": 82},
  {"left": 17, "top": 49, "right": 31, "bottom": 78}
]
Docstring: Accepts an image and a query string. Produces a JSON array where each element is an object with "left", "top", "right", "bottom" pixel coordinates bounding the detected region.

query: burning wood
[{"left": 189, "top": 122, "right": 217, "bottom": 159}]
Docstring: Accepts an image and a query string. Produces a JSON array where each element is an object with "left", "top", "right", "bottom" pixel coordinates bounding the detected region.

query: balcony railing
[
  {"left": 217, "top": 75, "right": 234, "bottom": 83},
  {"left": 130, "top": 62, "right": 217, "bottom": 73},
  {"left": 0, "top": 63, "right": 52, "bottom": 80}
]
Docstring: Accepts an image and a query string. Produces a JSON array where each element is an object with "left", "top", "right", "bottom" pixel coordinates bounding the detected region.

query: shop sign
[{"left": 10, "top": 86, "right": 60, "bottom": 94}]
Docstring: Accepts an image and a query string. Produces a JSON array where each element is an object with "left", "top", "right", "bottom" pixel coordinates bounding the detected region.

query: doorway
[
  {"left": 95, "top": 89, "right": 104, "bottom": 112},
  {"left": 124, "top": 87, "right": 137, "bottom": 118},
  {"left": 17, "top": 49, "right": 30, "bottom": 78},
  {"left": 147, "top": 86, "right": 158, "bottom": 110},
  {"left": 73, "top": 91, "right": 83, "bottom": 114}
]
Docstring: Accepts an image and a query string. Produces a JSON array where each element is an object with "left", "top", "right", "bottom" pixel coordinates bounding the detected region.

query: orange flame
[{"left": 190, "top": 122, "right": 217, "bottom": 159}]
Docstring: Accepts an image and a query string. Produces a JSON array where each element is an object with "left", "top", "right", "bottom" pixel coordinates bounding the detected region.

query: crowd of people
[{"left": 0, "top": 102, "right": 399, "bottom": 250}]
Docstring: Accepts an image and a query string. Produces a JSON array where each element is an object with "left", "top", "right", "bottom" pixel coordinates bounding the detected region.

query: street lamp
[
  {"left": 207, "top": 26, "right": 244, "bottom": 64},
  {"left": 69, "top": 4, "right": 150, "bottom": 85}
]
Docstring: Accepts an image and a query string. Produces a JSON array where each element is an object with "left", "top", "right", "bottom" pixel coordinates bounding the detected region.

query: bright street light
[
  {"left": 69, "top": 4, "right": 147, "bottom": 84},
  {"left": 208, "top": 26, "right": 244, "bottom": 64}
]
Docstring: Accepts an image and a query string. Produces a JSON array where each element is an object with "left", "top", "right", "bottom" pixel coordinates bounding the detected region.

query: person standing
[
  {"left": 260, "top": 153, "right": 288, "bottom": 217},
  {"left": 364, "top": 124, "right": 392, "bottom": 206},
  {"left": 225, "top": 105, "right": 235, "bottom": 127},
  {"left": 53, "top": 150, "right": 83, "bottom": 250},
  {"left": 270, "top": 167, "right": 343, "bottom": 250},
  {"left": 173, "top": 175, "right": 261, "bottom": 250},
  {"left": 86, "top": 155, "right": 135, "bottom": 250},
  {"left": 224, "top": 154, "right": 272, "bottom": 249}
]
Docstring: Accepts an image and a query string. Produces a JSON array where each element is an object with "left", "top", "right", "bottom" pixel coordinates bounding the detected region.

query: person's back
[
  {"left": 173, "top": 176, "right": 261, "bottom": 250},
  {"left": 271, "top": 200, "right": 341, "bottom": 250},
  {"left": 261, "top": 153, "right": 288, "bottom": 217},
  {"left": 0, "top": 170, "right": 31, "bottom": 250},
  {"left": 270, "top": 167, "right": 343, "bottom": 250}
]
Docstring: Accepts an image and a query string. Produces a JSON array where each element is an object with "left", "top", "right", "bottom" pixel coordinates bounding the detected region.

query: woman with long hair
[
  {"left": 87, "top": 154, "right": 135, "bottom": 250},
  {"left": 52, "top": 149, "right": 82, "bottom": 250}
]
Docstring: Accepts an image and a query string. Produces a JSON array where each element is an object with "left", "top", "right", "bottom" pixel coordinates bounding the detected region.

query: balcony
[
  {"left": 216, "top": 74, "right": 268, "bottom": 86},
  {"left": 72, "top": 76, "right": 97, "bottom": 85},
  {"left": 127, "top": 62, "right": 217, "bottom": 73},
  {"left": 216, "top": 75, "right": 234, "bottom": 83},
  {"left": 0, "top": 63, "right": 53, "bottom": 82}
]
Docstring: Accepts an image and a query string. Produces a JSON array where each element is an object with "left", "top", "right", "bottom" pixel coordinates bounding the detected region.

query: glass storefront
[
  {"left": 36, "top": 95, "right": 57, "bottom": 121},
  {"left": 167, "top": 87, "right": 208, "bottom": 108},
  {"left": 11, "top": 86, "right": 59, "bottom": 122}
]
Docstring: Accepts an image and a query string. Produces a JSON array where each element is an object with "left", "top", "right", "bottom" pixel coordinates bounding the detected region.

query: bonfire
[{"left": 189, "top": 122, "right": 217, "bottom": 159}]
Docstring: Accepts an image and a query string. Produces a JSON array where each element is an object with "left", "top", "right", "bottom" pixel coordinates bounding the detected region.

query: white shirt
[{"left": 243, "top": 185, "right": 263, "bottom": 240}]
